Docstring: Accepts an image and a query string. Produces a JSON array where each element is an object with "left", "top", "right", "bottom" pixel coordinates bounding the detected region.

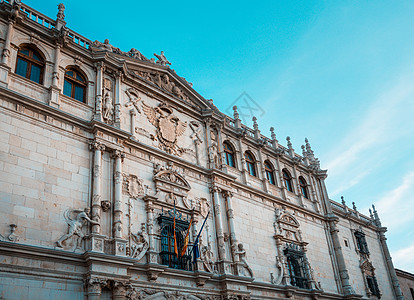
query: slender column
[
  {"left": 87, "top": 279, "right": 102, "bottom": 300},
  {"left": 378, "top": 228, "right": 404, "bottom": 299},
  {"left": 223, "top": 190, "right": 238, "bottom": 262},
  {"left": 144, "top": 195, "right": 157, "bottom": 264},
  {"left": 237, "top": 138, "right": 248, "bottom": 184},
  {"left": 112, "top": 150, "right": 124, "bottom": 238},
  {"left": 1, "top": 19, "right": 14, "bottom": 65},
  {"left": 94, "top": 62, "right": 104, "bottom": 121},
  {"left": 130, "top": 109, "right": 136, "bottom": 137},
  {"left": 292, "top": 163, "right": 304, "bottom": 206},
  {"left": 114, "top": 71, "right": 122, "bottom": 128},
  {"left": 49, "top": 43, "right": 61, "bottom": 107},
  {"left": 257, "top": 147, "right": 268, "bottom": 192},
  {"left": 52, "top": 45, "right": 60, "bottom": 88},
  {"left": 211, "top": 185, "right": 226, "bottom": 261},
  {"left": 90, "top": 141, "right": 105, "bottom": 234},
  {"left": 215, "top": 124, "right": 227, "bottom": 171},
  {"left": 205, "top": 118, "right": 214, "bottom": 168},
  {"left": 112, "top": 282, "right": 127, "bottom": 300}
]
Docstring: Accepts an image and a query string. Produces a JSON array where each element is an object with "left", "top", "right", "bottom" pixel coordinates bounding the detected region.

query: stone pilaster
[
  {"left": 215, "top": 124, "right": 228, "bottom": 172},
  {"left": 49, "top": 44, "right": 61, "bottom": 107},
  {"left": 89, "top": 141, "right": 105, "bottom": 252},
  {"left": 211, "top": 185, "right": 226, "bottom": 263},
  {"left": 86, "top": 278, "right": 102, "bottom": 300},
  {"left": 378, "top": 228, "right": 404, "bottom": 299},
  {"left": 114, "top": 71, "right": 122, "bottom": 128},
  {"left": 292, "top": 162, "right": 304, "bottom": 207},
  {"left": 113, "top": 150, "right": 127, "bottom": 256},
  {"left": 130, "top": 109, "right": 136, "bottom": 138},
  {"left": 143, "top": 195, "right": 157, "bottom": 264},
  {"left": 0, "top": 18, "right": 15, "bottom": 86},
  {"left": 223, "top": 190, "right": 238, "bottom": 262},
  {"left": 257, "top": 147, "right": 268, "bottom": 192},
  {"left": 328, "top": 216, "right": 355, "bottom": 295}
]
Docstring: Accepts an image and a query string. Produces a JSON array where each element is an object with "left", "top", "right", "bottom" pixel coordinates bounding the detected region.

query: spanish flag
[
  {"left": 180, "top": 216, "right": 193, "bottom": 256},
  {"left": 173, "top": 200, "right": 178, "bottom": 257}
]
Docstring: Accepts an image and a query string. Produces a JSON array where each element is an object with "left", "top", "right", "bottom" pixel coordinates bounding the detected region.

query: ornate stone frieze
[{"left": 142, "top": 102, "right": 188, "bottom": 156}]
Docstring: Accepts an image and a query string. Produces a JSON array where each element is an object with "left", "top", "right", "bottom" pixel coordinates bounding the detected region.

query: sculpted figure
[
  {"left": 128, "top": 48, "right": 144, "bottom": 60},
  {"left": 57, "top": 208, "right": 98, "bottom": 249},
  {"left": 130, "top": 223, "right": 149, "bottom": 260},
  {"left": 154, "top": 51, "right": 171, "bottom": 66},
  {"left": 103, "top": 92, "right": 114, "bottom": 123},
  {"left": 235, "top": 243, "right": 253, "bottom": 277},
  {"left": 201, "top": 244, "right": 215, "bottom": 273},
  {"left": 161, "top": 74, "right": 172, "bottom": 92}
]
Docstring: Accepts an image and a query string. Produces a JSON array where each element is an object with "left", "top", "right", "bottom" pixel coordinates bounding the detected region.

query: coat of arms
[{"left": 142, "top": 102, "right": 187, "bottom": 155}]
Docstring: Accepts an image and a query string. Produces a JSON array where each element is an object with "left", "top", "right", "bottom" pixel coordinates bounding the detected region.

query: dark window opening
[
  {"left": 244, "top": 152, "right": 256, "bottom": 177},
  {"left": 264, "top": 160, "right": 275, "bottom": 185},
  {"left": 355, "top": 231, "right": 369, "bottom": 255},
  {"left": 283, "top": 169, "right": 293, "bottom": 192},
  {"left": 15, "top": 46, "right": 44, "bottom": 84},
  {"left": 299, "top": 176, "right": 309, "bottom": 199},
  {"left": 63, "top": 67, "right": 87, "bottom": 102},
  {"left": 366, "top": 275, "right": 380, "bottom": 298},
  {"left": 284, "top": 244, "right": 310, "bottom": 289},
  {"left": 158, "top": 215, "right": 192, "bottom": 271},
  {"left": 223, "top": 142, "right": 236, "bottom": 168}
]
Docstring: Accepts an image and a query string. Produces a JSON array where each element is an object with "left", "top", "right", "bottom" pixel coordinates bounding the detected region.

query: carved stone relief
[
  {"left": 142, "top": 102, "right": 189, "bottom": 156},
  {"left": 129, "top": 223, "right": 149, "bottom": 261},
  {"left": 102, "top": 78, "right": 114, "bottom": 124},
  {"left": 125, "top": 88, "right": 142, "bottom": 113},
  {"left": 123, "top": 174, "right": 145, "bottom": 199},
  {"left": 56, "top": 208, "right": 98, "bottom": 250}
]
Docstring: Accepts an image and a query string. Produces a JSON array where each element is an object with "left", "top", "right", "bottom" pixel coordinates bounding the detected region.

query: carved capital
[
  {"left": 89, "top": 141, "right": 105, "bottom": 152},
  {"left": 222, "top": 190, "right": 233, "bottom": 198},
  {"left": 112, "top": 149, "right": 124, "bottom": 159}
]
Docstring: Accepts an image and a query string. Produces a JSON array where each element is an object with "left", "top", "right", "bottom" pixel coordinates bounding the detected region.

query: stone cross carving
[
  {"left": 56, "top": 208, "right": 98, "bottom": 249},
  {"left": 154, "top": 51, "right": 171, "bottom": 66}
]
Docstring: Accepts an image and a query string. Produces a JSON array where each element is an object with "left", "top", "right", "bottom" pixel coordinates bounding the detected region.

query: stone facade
[
  {"left": 0, "top": 1, "right": 404, "bottom": 299},
  {"left": 396, "top": 269, "right": 414, "bottom": 300}
]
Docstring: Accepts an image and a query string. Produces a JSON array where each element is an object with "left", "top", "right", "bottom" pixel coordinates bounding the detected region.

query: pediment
[
  {"left": 90, "top": 40, "right": 217, "bottom": 113},
  {"left": 154, "top": 169, "right": 191, "bottom": 191}
]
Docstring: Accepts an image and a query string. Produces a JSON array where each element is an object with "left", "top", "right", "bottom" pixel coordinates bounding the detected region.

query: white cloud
[
  {"left": 392, "top": 242, "right": 414, "bottom": 274},
  {"left": 374, "top": 171, "right": 414, "bottom": 232}
]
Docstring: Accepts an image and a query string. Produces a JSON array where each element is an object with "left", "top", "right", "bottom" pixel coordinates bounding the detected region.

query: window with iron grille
[
  {"left": 355, "top": 231, "right": 369, "bottom": 255},
  {"left": 366, "top": 275, "right": 380, "bottom": 298},
  {"left": 284, "top": 244, "right": 310, "bottom": 289},
  {"left": 158, "top": 215, "right": 193, "bottom": 271}
]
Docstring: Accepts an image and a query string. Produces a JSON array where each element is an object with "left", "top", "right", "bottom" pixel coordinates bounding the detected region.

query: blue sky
[{"left": 28, "top": 1, "right": 414, "bottom": 272}]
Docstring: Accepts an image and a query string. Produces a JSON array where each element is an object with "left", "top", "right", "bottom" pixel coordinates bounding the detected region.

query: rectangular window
[
  {"left": 30, "top": 64, "right": 41, "bottom": 83},
  {"left": 16, "top": 58, "right": 28, "bottom": 78},
  {"left": 354, "top": 231, "right": 369, "bottom": 255},
  {"left": 366, "top": 276, "right": 380, "bottom": 298}
]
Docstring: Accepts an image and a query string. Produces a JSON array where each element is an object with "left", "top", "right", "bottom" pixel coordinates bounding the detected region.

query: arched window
[
  {"left": 283, "top": 169, "right": 293, "bottom": 192},
  {"left": 15, "top": 45, "right": 44, "bottom": 84},
  {"left": 264, "top": 160, "right": 275, "bottom": 185},
  {"left": 299, "top": 176, "right": 309, "bottom": 199},
  {"left": 223, "top": 141, "right": 236, "bottom": 168},
  {"left": 63, "top": 67, "right": 87, "bottom": 102},
  {"left": 244, "top": 151, "right": 256, "bottom": 177}
]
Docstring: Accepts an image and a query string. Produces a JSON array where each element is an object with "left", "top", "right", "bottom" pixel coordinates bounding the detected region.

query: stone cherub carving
[
  {"left": 235, "top": 243, "right": 253, "bottom": 277},
  {"left": 130, "top": 223, "right": 149, "bottom": 260},
  {"left": 56, "top": 208, "right": 98, "bottom": 249},
  {"left": 154, "top": 51, "right": 171, "bottom": 66}
]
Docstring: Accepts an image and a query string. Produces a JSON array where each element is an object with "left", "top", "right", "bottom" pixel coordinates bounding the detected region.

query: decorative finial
[
  {"left": 305, "top": 138, "right": 313, "bottom": 152},
  {"left": 57, "top": 3, "right": 65, "bottom": 20},
  {"left": 341, "top": 196, "right": 346, "bottom": 206},
  {"left": 286, "top": 136, "right": 292, "bottom": 149},
  {"left": 301, "top": 145, "right": 306, "bottom": 156},
  {"left": 352, "top": 202, "right": 357, "bottom": 211},
  {"left": 270, "top": 127, "right": 276, "bottom": 140},
  {"left": 369, "top": 209, "right": 373, "bottom": 219},
  {"left": 233, "top": 105, "right": 239, "bottom": 120},
  {"left": 252, "top": 116, "right": 258, "bottom": 131}
]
